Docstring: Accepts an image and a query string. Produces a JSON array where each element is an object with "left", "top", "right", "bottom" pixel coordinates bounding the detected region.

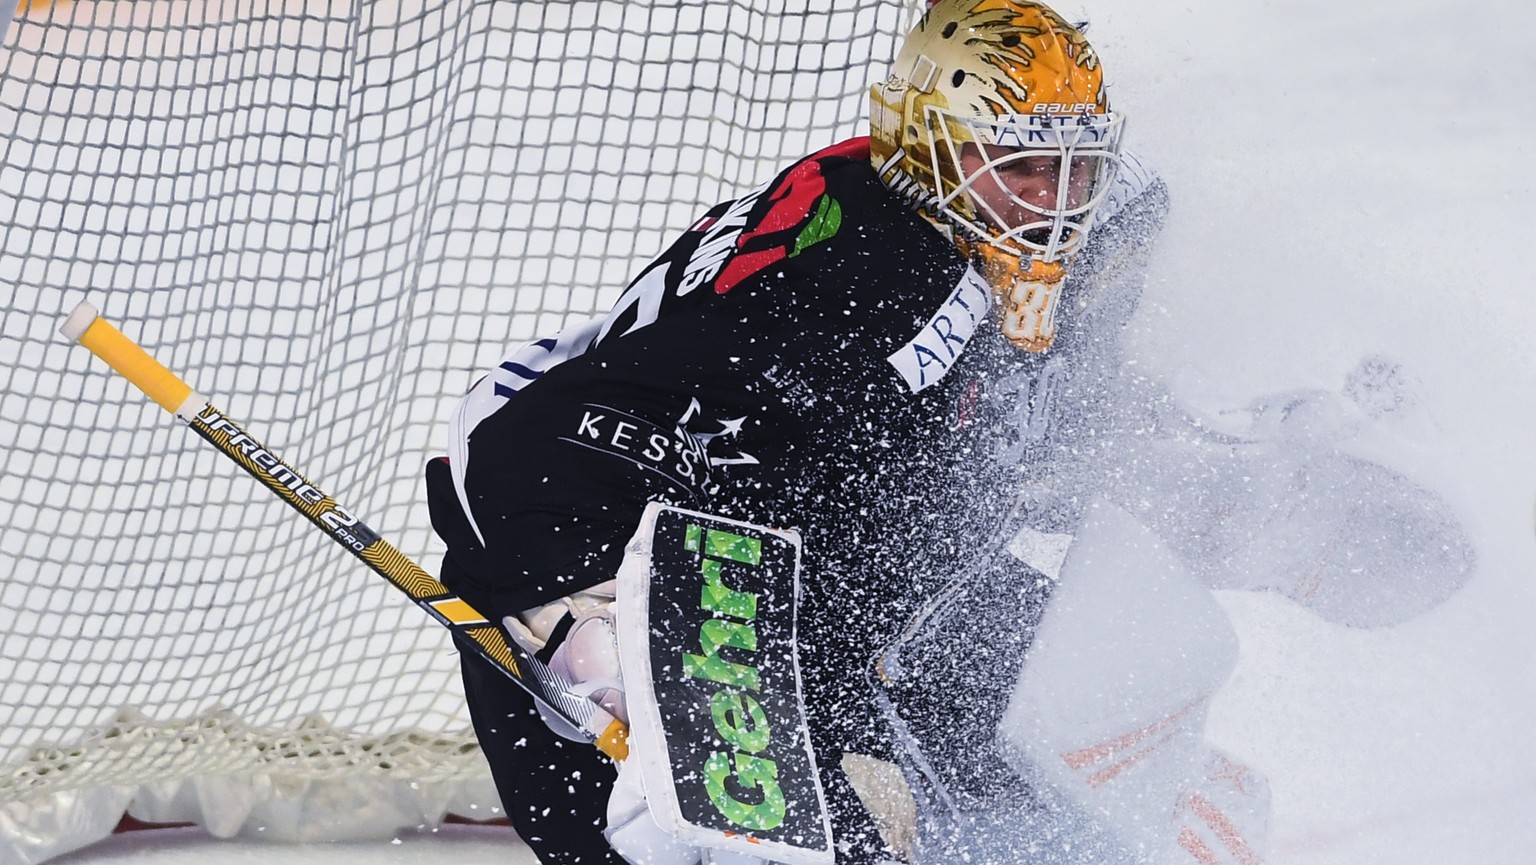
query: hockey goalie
[{"left": 423, "top": 2, "right": 1474, "bottom": 863}]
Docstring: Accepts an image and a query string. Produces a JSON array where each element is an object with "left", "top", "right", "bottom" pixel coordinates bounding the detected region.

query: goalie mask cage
[{"left": 0, "top": 0, "right": 920, "bottom": 861}]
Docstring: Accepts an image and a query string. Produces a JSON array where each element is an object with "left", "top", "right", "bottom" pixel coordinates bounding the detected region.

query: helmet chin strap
[{"left": 960, "top": 237, "right": 1068, "bottom": 353}]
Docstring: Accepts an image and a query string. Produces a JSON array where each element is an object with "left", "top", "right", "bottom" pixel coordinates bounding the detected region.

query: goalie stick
[{"left": 58, "top": 301, "right": 629, "bottom": 762}]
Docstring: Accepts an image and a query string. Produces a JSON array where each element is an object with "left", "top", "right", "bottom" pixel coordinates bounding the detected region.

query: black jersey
[
  {"left": 435, "top": 140, "right": 983, "bottom": 611},
  {"left": 425, "top": 138, "right": 1168, "bottom": 865},
  {"left": 427, "top": 135, "right": 1168, "bottom": 619}
]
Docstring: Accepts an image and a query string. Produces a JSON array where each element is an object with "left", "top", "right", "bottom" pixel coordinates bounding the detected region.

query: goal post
[{"left": 0, "top": 0, "right": 920, "bottom": 861}]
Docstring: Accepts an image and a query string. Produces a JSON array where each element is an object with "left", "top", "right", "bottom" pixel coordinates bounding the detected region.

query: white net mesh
[{"left": 0, "top": 0, "right": 918, "bottom": 858}]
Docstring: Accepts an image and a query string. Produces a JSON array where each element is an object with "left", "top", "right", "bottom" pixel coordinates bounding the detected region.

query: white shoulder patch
[
  {"left": 447, "top": 317, "right": 606, "bottom": 546},
  {"left": 887, "top": 266, "right": 993, "bottom": 393}
]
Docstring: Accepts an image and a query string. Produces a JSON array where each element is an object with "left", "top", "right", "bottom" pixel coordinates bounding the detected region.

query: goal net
[{"left": 0, "top": 0, "right": 918, "bottom": 860}]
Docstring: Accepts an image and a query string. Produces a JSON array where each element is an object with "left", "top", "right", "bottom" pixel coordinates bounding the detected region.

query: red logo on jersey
[{"left": 713, "top": 138, "right": 867, "bottom": 294}]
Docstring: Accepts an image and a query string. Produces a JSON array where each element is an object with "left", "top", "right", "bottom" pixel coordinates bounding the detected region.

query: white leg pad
[{"left": 1001, "top": 504, "right": 1267, "bottom": 860}]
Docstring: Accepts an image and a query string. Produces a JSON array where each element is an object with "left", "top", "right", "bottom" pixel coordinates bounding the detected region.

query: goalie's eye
[{"left": 970, "top": 146, "right": 1093, "bottom": 197}]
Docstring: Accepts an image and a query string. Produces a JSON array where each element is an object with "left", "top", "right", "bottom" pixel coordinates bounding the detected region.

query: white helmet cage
[{"left": 930, "top": 108, "right": 1126, "bottom": 262}]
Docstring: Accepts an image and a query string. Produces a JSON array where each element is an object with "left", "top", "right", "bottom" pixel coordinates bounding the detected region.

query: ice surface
[
  {"left": 21, "top": 0, "right": 1536, "bottom": 861},
  {"left": 45, "top": 825, "right": 537, "bottom": 865}
]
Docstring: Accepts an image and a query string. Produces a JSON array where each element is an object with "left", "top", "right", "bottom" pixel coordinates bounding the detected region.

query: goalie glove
[
  {"left": 505, "top": 581, "right": 776, "bottom": 865},
  {"left": 507, "top": 592, "right": 711, "bottom": 864},
  {"left": 504, "top": 580, "right": 629, "bottom": 741}
]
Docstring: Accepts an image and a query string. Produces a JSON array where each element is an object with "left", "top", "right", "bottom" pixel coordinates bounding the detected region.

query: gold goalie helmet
[{"left": 871, "top": 0, "right": 1125, "bottom": 351}]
